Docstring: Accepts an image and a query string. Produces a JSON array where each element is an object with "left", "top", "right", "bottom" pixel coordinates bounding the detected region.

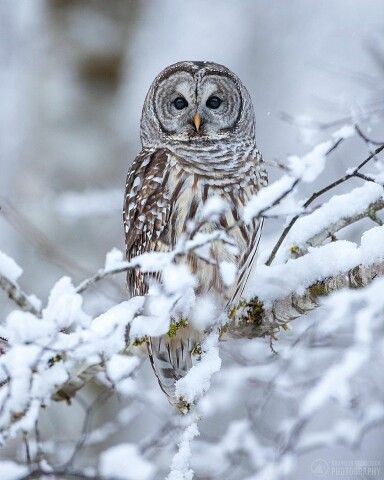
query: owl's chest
[{"left": 165, "top": 165, "right": 256, "bottom": 251}]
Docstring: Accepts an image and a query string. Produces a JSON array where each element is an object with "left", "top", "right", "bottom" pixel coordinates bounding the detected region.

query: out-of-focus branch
[
  {"left": 225, "top": 260, "right": 384, "bottom": 340},
  {"left": 18, "top": 467, "right": 117, "bottom": 480},
  {"left": 0, "top": 274, "right": 40, "bottom": 316},
  {"left": 0, "top": 199, "right": 90, "bottom": 277}
]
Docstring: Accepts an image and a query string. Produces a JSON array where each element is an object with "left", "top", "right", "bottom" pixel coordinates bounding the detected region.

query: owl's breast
[{"left": 164, "top": 162, "right": 261, "bottom": 303}]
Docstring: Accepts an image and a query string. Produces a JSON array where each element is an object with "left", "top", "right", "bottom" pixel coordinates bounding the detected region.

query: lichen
[
  {"left": 167, "top": 319, "right": 189, "bottom": 338},
  {"left": 48, "top": 354, "right": 62, "bottom": 368},
  {"left": 309, "top": 281, "right": 327, "bottom": 297},
  {"left": 290, "top": 245, "right": 300, "bottom": 255},
  {"left": 176, "top": 398, "right": 190, "bottom": 415},
  {"left": 132, "top": 336, "right": 149, "bottom": 347},
  {"left": 191, "top": 343, "right": 202, "bottom": 357}
]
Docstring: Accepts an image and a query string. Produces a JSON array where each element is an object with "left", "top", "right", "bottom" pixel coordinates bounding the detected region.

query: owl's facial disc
[
  {"left": 154, "top": 70, "right": 242, "bottom": 140},
  {"left": 153, "top": 71, "right": 197, "bottom": 137},
  {"left": 195, "top": 75, "right": 242, "bottom": 137}
]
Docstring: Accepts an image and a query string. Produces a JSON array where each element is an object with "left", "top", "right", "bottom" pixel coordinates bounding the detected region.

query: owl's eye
[
  {"left": 173, "top": 97, "right": 188, "bottom": 110},
  {"left": 206, "top": 96, "right": 222, "bottom": 109}
]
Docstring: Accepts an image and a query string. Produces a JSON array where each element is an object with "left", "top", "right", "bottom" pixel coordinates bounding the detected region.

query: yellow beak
[{"left": 193, "top": 113, "right": 202, "bottom": 132}]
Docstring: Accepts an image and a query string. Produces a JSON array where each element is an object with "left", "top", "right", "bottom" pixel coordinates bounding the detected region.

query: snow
[
  {"left": 248, "top": 240, "right": 358, "bottom": 304},
  {"left": 99, "top": 443, "right": 155, "bottom": 480},
  {"left": 5, "top": 311, "right": 53, "bottom": 345},
  {"left": 0, "top": 250, "right": 23, "bottom": 283},
  {"left": 332, "top": 124, "right": 355, "bottom": 140},
  {"left": 248, "top": 226, "right": 384, "bottom": 304},
  {"left": 201, "top": 195, "right": 229, "bottom": 220},
  {"left": 175, "top": 331, "right": 221, "bottom": 404},
  {"left": 0, "top": 461, "right": 27, "bottom": 480},
  {"left": 360, "top": 225, "right": 384, "bottom": 265},
  {"left": 277, "top": 182, "right": 384, "bottom": 259},
  {"left": 300, "top": 347, "right": 368, "bottom": 416},
  {"left": 190, "top": 295, "right": 221, "bottom": 330},
  {"left": 162, "top": 264, "right": 197, "bottom": 294},
  {"left": 243, "top": 176, "right": 297, "bottom": 223},
  {"left": 105, "top": 248, "right": 125, "bottom": 271},
  {"left": 167, "top": 423, "right": 199, "bottom": 480},
  {"left": 42, "top": 276, "right": 90, "bottom": 329},
  {"left": 287, "top": 141, "right": 332, "bottom": 183},
  {"left": 219, "top": 261, "right": 237, "bottom": 286},
  {"left": 106, "top": 354, "right": 140, "bottom": 383}
]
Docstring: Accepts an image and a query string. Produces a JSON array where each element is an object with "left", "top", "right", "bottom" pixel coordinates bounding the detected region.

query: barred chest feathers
[{"left": 160, "top": 146, "right": 264, "bottom": 304}]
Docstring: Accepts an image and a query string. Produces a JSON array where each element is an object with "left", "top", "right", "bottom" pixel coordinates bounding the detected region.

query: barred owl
[{"left": 123, "top": 61, "right": 267, "bottom": 404}]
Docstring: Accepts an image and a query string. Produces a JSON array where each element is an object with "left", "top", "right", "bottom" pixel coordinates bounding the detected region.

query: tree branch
[
  {"left": 266, "top": 144, "right": 384, "bottom": 265},
  {"left": 291, "top": 198, "right": 384, "bottom": 257},
  {"left": 0, "top": 274, "right": 40, "bottom": 316},
  {"left": 225, "top": 261, "right": 384, "bottom": 340}
]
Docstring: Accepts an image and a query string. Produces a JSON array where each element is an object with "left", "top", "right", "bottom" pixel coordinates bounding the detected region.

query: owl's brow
[{"left": 155, "top": 67, "right": 196, "bottom": 84}]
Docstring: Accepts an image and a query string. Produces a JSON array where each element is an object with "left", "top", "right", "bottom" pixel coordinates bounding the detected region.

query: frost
[
  {"left": 0, "top": 250, "right": 23, "bottom": 283},
  {"left": 99, "top": 443, "right": 154, "bottom": 480}
]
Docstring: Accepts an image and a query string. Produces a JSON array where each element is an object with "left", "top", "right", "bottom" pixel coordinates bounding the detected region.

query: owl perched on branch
[{"left": 123, "top": 61, "right": 267, "bottom": 404}]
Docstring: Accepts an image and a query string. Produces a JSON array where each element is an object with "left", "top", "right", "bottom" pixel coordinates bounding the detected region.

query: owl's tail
[{"left": 147, "top": 327, "right": 200, "bottom": 412}]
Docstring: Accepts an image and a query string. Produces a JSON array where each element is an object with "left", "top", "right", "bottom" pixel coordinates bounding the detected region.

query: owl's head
[{"left": 140, "top": 61, "right": 255, "bottom": 147}]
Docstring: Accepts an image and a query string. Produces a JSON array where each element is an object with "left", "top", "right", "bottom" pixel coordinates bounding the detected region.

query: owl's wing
[{"left": 123, "top": 148, "right": 172, "bottom": 297}]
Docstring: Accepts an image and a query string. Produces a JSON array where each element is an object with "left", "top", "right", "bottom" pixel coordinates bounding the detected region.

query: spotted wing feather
[{"left": 123, "top": 148, "right": 171, "bottom": 297}]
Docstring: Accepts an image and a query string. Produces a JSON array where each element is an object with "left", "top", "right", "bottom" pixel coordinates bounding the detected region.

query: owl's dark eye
[
  {"left": 173, "top": 97, "right": 188, "bottom": 110},
  {"left": 206, "top": 96, "right": 222, "bottom": 109}
]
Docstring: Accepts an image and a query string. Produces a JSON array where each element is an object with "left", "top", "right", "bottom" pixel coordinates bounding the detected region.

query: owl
[{"left": 123, "top": 61, "right": 267, "bottom": 405}]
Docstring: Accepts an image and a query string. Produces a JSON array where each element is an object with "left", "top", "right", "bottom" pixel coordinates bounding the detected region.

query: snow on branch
[{"left": 227, "top": 227, "right": 384, "bottom": 339}]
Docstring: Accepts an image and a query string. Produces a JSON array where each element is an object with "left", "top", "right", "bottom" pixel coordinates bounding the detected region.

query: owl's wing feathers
[{"left": 123, "top": 148, "right": 172, "bottom": 297}]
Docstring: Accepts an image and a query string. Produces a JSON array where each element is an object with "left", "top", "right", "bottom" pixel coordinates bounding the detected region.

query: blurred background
[{"left": 1, "top": 1, "right": 384, "bottom": 478}]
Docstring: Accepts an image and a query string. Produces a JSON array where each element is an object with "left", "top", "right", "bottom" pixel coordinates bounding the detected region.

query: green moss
[
  {"left": 246, "top": 299, "right": 264, "bottom": 323},
  {"left": 290, "top": 245, "right": 300, "bottom": 255},
  {"left": 167, "top": 319, "right": 189, "bottom": 338},
  {"left": 309, "top": 281, "right": 327, "bottom": 297}
]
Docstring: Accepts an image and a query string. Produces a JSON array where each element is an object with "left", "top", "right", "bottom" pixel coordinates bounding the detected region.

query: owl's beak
[{"left": 193, "top": 113, "right": 202, "bottom": 132}]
